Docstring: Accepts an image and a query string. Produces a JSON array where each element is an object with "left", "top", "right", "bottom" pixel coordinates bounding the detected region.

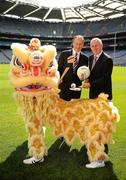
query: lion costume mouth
[{"left": 16, "top": 84, "right": 51, "bottom": 92}]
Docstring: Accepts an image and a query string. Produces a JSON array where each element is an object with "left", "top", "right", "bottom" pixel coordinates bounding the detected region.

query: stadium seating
[
  {"left": 0, "top": 15, "right": 126, "bottom": 65},
  {"left": 0, "top": 16, "right": 126, "bottom": 37}
]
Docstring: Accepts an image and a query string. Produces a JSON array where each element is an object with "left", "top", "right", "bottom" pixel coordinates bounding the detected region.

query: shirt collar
[
  {"left": 72, "top": 49, "right": 80, "bottom": 56},
  {"left": 94, "top": 51, "right": 103, "bottom": 59}
]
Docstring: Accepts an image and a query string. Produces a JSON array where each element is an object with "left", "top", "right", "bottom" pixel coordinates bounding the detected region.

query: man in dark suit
[
  {"left": 83, "top": 37, "right": 113, "bottom": 100},
  {"left": 58, "top": 35, "right": 88, "bottom": 101},
  {"left": 83, "top": 37, "right": 113, "bottom": 169}
]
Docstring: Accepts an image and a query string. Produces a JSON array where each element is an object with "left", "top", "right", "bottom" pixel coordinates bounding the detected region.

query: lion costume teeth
[{"left": 9, "top": 38, "right": 119, "bottom": 162}]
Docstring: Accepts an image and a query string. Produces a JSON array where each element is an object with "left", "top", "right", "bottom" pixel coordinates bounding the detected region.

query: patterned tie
[
  {"left": 91, "top": 55, "right": 97, "bottom": 70},
  {"left": 73, "top": 53, "right": 78, "bottom": 73}
]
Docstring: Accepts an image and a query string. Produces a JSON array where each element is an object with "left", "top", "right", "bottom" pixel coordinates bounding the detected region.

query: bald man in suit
[{"left": 58, "top": 35, "right": 88, "bottom": 101}]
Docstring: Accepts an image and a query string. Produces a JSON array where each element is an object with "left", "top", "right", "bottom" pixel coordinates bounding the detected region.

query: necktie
[
  {"left": 91, "top": 55, "right": 97, "bottom": 70},
  {"left": 73, "top": 53, "right": 78, "bottom": 73}
]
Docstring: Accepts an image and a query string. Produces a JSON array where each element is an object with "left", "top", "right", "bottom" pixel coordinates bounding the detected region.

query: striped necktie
[
  {"left": 91, "top": 55, "right": 97, "bottom": 70},
  {"left": 73, "top": 53, "right": 78, "bottom": 73}
]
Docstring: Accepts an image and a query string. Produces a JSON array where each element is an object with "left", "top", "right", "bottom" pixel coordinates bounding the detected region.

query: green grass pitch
[{"left": 0, "top": 64, "right": 126, "bottom": 180}]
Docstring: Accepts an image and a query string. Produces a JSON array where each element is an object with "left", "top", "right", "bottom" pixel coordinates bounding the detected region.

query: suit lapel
[
  {"left": 90, "top": 52, "right": 104, "bottom": 71},
  {"left": 76, "top": 52, "right": 83, "bottom": 68},
  {"left": 66, "top": 50, "right": 74, "bottom": 71},
  {"left": 89, "top": 55, "right": 93, "bottom": 70},
  {"left": 76, "top": 52, "right": 81, "bottom": 67},
  {"left": 93, "top": 52, "right": 104, "bottom": 68},
  {"left": 65, "top": 50, "right": 73, "bottom": 66}
]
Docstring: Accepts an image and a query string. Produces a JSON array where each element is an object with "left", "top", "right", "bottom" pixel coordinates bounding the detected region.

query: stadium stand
[
  {"left": 0, "top": 49, "right": 11, "bottom": 64},
  {"left": 0, "top": 16, "right": 126, "bottom": 65},
  {"left": 0, "top": 16, "right": 126, "bottom": 37}
]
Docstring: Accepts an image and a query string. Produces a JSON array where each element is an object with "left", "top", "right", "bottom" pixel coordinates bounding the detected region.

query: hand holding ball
[
  {"left": 70, "top": 66, "right": 90, "bottom": 91},
  {"left": 71, "top": 83, "right": 76, "bottom": 89}
]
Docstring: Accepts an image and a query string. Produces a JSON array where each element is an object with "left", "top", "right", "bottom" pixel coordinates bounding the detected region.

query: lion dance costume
[{"left": 9, "top": 38, "right": 119, "bottom": 166}]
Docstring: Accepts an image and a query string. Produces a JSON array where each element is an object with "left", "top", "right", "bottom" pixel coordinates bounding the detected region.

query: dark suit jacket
[
  {"left": 58, "top": 49, "right": 88, "bottom": 101},
  {"left": 88, "top": 52, "right": 113, "bottom": 100}
]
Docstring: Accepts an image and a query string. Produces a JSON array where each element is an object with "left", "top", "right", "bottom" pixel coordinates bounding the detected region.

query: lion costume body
[{"left": 9, "top": 39, "right": 119, "bottom": 164}]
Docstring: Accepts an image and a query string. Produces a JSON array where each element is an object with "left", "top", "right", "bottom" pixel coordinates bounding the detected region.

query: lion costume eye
[
  {"left": 48, "top": 61, "right": 53, "bottom": 67},
  {"left": 13, "top": 56, "right": 21, "bottom": 67}
]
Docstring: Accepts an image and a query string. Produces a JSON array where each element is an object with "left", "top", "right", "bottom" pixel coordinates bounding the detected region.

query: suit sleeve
[
  {"left": 85, "top": 56, "right": 88, "bottom": 67},
  {"left": 90, "top": 58, "right": 113, "bottom": 87}
]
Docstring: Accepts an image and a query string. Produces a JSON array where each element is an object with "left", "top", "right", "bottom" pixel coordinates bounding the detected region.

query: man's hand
[
  {"left": 84, "top": 79, "right": 89, "bottom": 83},
  {"left": 58, "top": 79, "right": 62, "bottom": 85},
  {"left": 82, "top": 82, "right": 91, "bottom": 89},
  {"left": 67, "top": 55, "right": 75, "bottom": 64}
]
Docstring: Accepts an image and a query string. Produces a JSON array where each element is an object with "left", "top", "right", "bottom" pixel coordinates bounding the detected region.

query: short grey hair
[{"left": 90, "top": 37, "right": 103, "bottom": 46}]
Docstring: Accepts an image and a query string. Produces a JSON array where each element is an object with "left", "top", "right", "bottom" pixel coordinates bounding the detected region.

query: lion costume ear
[
  {"left": 39, "top": 45, "right": 57, "bottom": 67},
  {"left": 39, "top": 45, "right": 56, "bottom": 69},
  {"left": 11, "top": 43, "right": 29, "bottom": 63}
]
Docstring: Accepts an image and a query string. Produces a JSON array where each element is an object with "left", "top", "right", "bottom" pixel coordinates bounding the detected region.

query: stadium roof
[{"left": 0, "top": 0, "right": 126, "bottom": 22}]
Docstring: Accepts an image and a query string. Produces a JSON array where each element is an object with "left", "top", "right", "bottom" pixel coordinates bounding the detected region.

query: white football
[{"left": 77, "top": 66, "right": 90, "bottom": 80}]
